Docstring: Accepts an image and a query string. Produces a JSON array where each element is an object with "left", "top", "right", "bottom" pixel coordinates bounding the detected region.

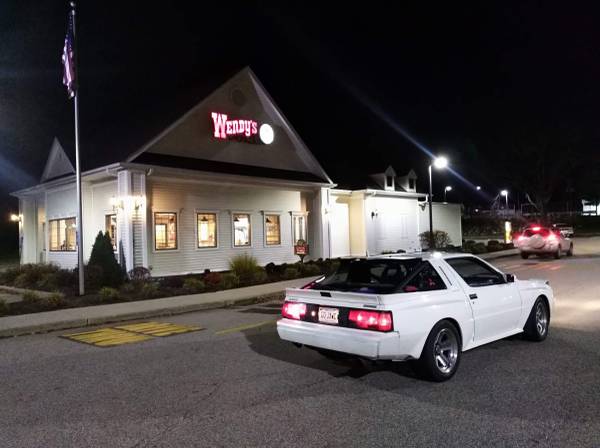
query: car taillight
[
  {"left": 531, "top": 226, "right": 541, "bottom": 231},
  {"left": 517, "top": 235, "right": 526, "bottom": 242},
  {"left": 282, "top": 301, "right": 306, "bottom": 320},
  {"left": 348, "top": 310, "right": 393, "bottom": 332},
  {"left": 547, "top": 233, "right": 558, "bottom": 241}
]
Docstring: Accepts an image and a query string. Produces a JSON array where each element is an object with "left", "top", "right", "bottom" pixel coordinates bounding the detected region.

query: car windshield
[{"left": 316, "top": 258, "right": 423, "bottom": 294}]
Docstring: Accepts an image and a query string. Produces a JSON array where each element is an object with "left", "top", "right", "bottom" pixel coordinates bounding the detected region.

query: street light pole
[{"left": 427, "top": 156, "right": 448, "bottom": 250}]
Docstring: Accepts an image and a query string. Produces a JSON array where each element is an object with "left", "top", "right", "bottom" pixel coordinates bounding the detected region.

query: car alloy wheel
[
  {"left": 433, "top": 328, "right": 459, "bottom": 374},
  {"left": 535, "top": 301, "right": 548, "bottom": 337}
]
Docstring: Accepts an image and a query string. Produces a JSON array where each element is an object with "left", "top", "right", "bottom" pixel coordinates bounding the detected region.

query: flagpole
[{"left": 71, "top": 1, "right": 85, "bottom": 296}]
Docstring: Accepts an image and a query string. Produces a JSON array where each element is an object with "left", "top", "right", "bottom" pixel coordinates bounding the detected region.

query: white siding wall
[
  {"left": 147, "top": 180, "right": 303, "bottom": 276},
  {"left": 46, "top": 185, "right": 78, "bottom": 268},
  {"left": 364, "top": 196, "right": 421, "bottom": 254},
  {"left": 45, "top": 180, "right": 118, "bottom": 269},
  {"left": 418, "top": 202, "right": 463, "bottom": 247}
]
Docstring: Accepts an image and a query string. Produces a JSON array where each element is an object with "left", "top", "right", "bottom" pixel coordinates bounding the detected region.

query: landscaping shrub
[
  {"left": 264, "top": 262, "right": 277, "bottom": 276},
  {"left": 204, "top": 272, "right": 222, "bottom": 288},
  {"left": 35, "top": 272, "right": 63, "bottom": 291},
  {"left": 0, "top": 298, "right": 7, "bottom": 316},
  {"left": 183, "top": 278, "right": 205, "bottom": 293},
  {"left": 140, "top": 282, "right": 160, "bottom": 299},
  {"left": 89, "top": 231, "right": 124, "bottom": 288},
  {"left": 301, "top": 263, "right": 322, "bottom": 276},
  {"left": 84, "top": 264, "right": 105, "bottom": 292},
  {"left": 487, "top": 240, "right": 503, "bottom": 252},
  {"left": 160, "top": 276, "right": 184, "bottom": 289},
  {"left": 22, "top": 291, "right": 40, "bottom": 304},
  {"left": 470, "top": 242, "right": 487, "bottom": 254},
  {"left": 221, "top": 273, "right": 240, "bottom": 289},
  {"left": 283, "top": 267, "right": 299, "bottom": 280},
  {"left": 119, "top": 282, "right": 138, "bottom": 296},
  {"left": 44, "top": 292, "right": 66, "bottom": 309},
  {"left": 13, "top": 273, "right": 31, "bottom": 289},
  {"left": 229, "top": 254, "right": 260, "bottom": 284},
  {"left": 252, "top": 268, "right": 268, "bottom": 284},
  {"left": 99, "top": 287, "right": 120, "bottom": 301},
  {"left": 128, "top": 266, "right": 151, "bottom": 281},
  {"left": 419, "top": 230, "right": 452, "bottom": 250}
]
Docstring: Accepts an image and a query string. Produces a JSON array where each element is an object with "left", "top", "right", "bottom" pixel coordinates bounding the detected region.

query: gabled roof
[
  {"left": 40, "top": 138, "right": 75, "bottom": 182},
  {"left": 126, "top": 67, "right": 333, "bottom": 184}
]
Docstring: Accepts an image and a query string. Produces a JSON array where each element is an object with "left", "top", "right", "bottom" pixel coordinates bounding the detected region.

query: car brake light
[
  {"left": 531, "top": 226, "right": 541, "bottom": 231},
  {"left": 517, "top": 235, "right": 526, "bottom": 242},
  {"left": 547, "top": 233, "right": 558, "bottom": 241},
  {"left": 348, "top": 310, "right": 393, "bottom": 332},
  {"left": 282, "top": 301, "right": 306, "bottom": 320}
]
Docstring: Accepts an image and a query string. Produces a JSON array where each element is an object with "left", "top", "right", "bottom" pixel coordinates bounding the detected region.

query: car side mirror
[{"left": 505, "top": 273, "right": 515, "bottom": 283}]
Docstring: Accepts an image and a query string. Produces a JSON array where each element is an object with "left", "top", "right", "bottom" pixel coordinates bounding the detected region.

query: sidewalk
[{"left": 0, "top": 276, "right": 319, "bottom": 338}]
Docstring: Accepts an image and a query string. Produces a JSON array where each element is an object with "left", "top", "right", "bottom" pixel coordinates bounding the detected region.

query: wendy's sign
[{"left": 211, "top": 112, "right": 274, "bottom": 145}]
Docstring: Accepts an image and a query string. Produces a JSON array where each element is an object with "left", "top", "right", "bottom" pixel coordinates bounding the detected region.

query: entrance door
[
  {"left": 330, "top": 203, "right": 350, "bottom": 258},
  {"left": 445, "top": 257, "right": 522, "bottom": 342}
]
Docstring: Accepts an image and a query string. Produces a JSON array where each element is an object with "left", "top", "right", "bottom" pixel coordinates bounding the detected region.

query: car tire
[
  {"left": 524, "top": 297, "right": 549, "bottom": 342},
  {"left": 554, "top": 247, "right": 562, "bottom": 259},
  {"left": 416, "top": 320, "right": 461, "bottom": 382},
  {"left": 567, "top": 244, "right": 574, "bottom": 257},
  {"left": 520, "top": 252, "right": 530, "bottom": 259}
]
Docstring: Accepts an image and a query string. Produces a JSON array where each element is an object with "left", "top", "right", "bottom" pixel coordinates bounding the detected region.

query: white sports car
[{"left": 277, "top": 253, "right": 553, "bottom": 381}]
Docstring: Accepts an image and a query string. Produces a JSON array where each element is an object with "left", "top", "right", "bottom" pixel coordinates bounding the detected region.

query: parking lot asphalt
[{"left": 1, "top": 238, "right": 599, "bottom": 447}]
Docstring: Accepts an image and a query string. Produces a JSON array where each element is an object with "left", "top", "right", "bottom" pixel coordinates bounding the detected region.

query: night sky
[{"left": 2, "top": 1, "right": 599, "bottom": 220}]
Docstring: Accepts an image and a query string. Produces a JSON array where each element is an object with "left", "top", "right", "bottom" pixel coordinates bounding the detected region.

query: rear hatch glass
[{"left": 316, "top": 258, "right": 422, "bottom": 294}]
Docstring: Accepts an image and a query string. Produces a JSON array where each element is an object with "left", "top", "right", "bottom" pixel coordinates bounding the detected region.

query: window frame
[
  {"left": 105, "top": 214, "right": 118, "bottom": 253},
  {"left": 195, "top": 211, "right": 219, "bottom": 250},
  {"left": 231, "top": 212, "right": 252, "bottom": 248},
  {"left": 153, "top": 211, "right": 179, "bottom": 252},
  {"left": 444, "top": 256, "right": 507, "bottom": 288},
  {"left": 263, "top": 212, "right": 282, "bottom": 247},
  {"left": 48, "top": 217, "right": 77, "bottom": 252},
  {"left": 291, "top": 212, "right": 308, "bottom": 245}
]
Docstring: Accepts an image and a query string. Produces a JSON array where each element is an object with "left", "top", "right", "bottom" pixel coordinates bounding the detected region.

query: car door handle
[{"left": 469, "top": 293, "right": 478, "bottom": 300}]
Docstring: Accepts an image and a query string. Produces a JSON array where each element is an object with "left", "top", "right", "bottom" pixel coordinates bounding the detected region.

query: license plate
[{"left": 318, "top": 307, "right": 339, "bottom": 325}]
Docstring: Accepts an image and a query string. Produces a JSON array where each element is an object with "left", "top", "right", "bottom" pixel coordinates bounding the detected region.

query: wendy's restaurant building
[{"left": 12, "top": 68, "right": 462, "bottom": 277}]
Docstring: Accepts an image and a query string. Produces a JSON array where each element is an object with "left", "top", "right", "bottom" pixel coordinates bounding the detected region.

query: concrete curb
[
  {"left": 479, "top": 249, "right": 520, "bottom": 260},
  {"left": 0, "top": 276, "right": 319, "bottom": 338}
]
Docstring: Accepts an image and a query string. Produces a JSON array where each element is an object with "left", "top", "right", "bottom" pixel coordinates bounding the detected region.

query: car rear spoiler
[{"left": 284, "top": 287, "right": 383, "bottom": 308}]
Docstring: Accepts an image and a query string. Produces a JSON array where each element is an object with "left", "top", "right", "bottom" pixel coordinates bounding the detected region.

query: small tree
[
  {"left": 419, "top": 230, "right": 452, "bottom": 250},
  {"left": 89, "top": 231, "right": 123, "bottom": 288}
]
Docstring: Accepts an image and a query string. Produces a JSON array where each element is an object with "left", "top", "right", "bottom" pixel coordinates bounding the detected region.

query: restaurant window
[
  {"left": 197, "top": 213, "right": 217, "bottom": 248},
  {"left": 105, "top": 214, "right": 117, "bottom": 251},
  {"left": 49, "top": 217, "right": 76, "bottom": 252},
  {"left": 233, "top": 213, "right": 251, "bottom": 247},
  {"left": 154, "top": 212, "right": 177, "bottom": 250},
  {"left": 264, "top": 214, "right": 281, "bottom": 246},
  {"left": 292, "top": 213, "right": 307, "bottom": 244}
]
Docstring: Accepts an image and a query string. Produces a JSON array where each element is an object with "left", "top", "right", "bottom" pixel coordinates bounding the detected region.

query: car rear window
[{"left": 316, "top": 258, "right": 423, "bottom": 294}]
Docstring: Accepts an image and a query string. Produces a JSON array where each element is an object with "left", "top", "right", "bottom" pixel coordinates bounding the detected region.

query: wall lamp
[
  {"left": 10, "top": 214, "right": 22, "bottom": 223},
  {"left": 110, "top": 195, "right": 145, "bottom": 212}
]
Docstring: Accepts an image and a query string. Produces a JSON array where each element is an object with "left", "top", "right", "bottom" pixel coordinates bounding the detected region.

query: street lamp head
[
  {"left": 500, "top": 190, "right": 508, "bottom": 197},
  {"left": 445, "top": 186, "right": 453, "bottom": 192},
  {"left": 476, "top": 185, "right": 481, "bottom": 191},
  {"left": 433, "top": 156, "right": 448, "bottom": 170}
]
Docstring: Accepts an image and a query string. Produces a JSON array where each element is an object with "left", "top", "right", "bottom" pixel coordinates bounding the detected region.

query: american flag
[{"left": 62, "top": 10, "right": 76, "bottom": 99}]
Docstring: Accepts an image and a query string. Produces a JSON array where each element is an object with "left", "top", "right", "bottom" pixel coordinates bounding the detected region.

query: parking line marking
[
  {"left": 215, "top": 320, "right": 276, "bottom": 336},
  {"left": 115, "top": 322, "right": 203, "bottom": 337},
  {"left": 62, "top": 328, "right": 153, "bottom": 347}
]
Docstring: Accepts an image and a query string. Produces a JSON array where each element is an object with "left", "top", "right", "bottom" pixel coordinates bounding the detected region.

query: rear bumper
[{"left": 277, "top": 318, "right": 407, "bottom": 360}]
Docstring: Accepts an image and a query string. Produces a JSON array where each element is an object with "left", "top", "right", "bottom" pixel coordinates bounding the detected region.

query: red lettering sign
[{"left": 211, "top": 112, "right": 258, "bottom": 140}]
